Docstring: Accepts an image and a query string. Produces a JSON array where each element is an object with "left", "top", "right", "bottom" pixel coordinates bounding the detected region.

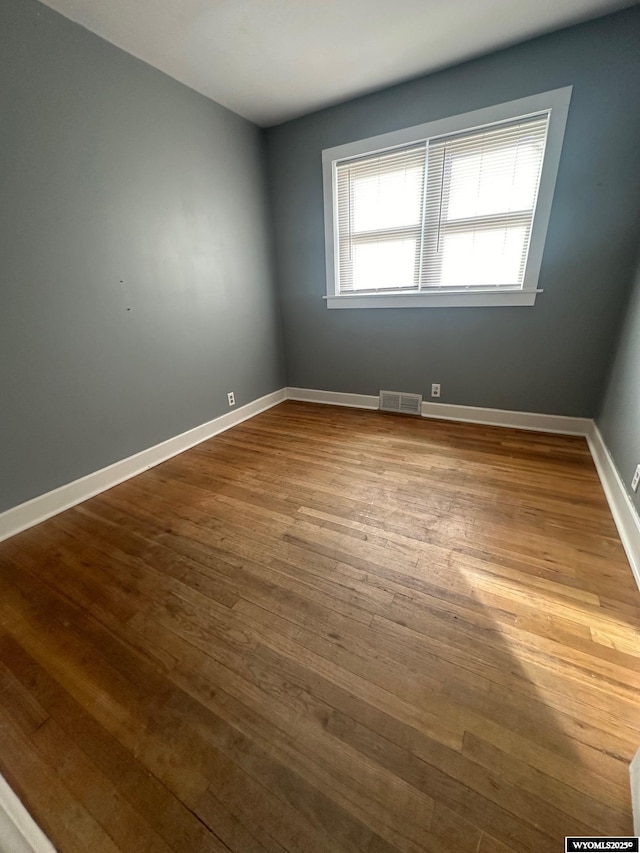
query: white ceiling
[{"left": 37, "top": 0, "right": 636, "bottom": 126}]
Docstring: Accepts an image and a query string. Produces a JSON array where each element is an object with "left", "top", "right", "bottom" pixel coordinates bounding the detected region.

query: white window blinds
[{"left": 335, "top": 112, "right": 550, "bottom": 295}]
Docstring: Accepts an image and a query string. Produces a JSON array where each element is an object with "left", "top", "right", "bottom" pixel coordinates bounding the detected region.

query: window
[{"left": 322, "top": 88, "right": 571, "bottom": 309}]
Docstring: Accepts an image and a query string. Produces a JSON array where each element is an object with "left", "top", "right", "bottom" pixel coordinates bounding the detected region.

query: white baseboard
[
  {"left": 586, "top": 423, "right": 640, "bottom": 590},
  {"left": 287, "top": 387, "right": 591, "bottom": 435},
  {"left": 0, "top": 775, "right": 56, "bottom": 852},
  {"left": 631, "top": 749, "right": 640, "bottom": 836},
  {"left": 0, "top": 388, "right": 286, "bottom": 544},
  {"left": 420, "top": 400, "right": 592, "bottom": 435},
  {"left": 286, "top": 387, "right": 379, "bottom": 409}
]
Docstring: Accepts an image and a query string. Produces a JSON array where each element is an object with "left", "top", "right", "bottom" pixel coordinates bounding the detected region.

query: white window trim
[{"left": 322, "top": 87, "right": 572, "bottom": 309}]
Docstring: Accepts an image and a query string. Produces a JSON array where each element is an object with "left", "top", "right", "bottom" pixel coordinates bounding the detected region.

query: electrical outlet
[
  {"left": 227, "top": 391, "right": 235, "bottom": 407},
  {"left": 632, "top": 464, "right": 640, "bottom": 493},
  {"left": 431, "top": 383, "right": 441, "bottom": 398}
]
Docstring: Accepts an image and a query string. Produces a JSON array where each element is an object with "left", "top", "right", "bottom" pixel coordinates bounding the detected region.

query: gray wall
[
  {"left": 0, "top": 0, "right": 284, "bottom": 513},
  {"left": 598, "top": 250, "right": 640, "bottom": 513},
  {"left": 266, "top": 6, "right": 640, "bottom": 417}
]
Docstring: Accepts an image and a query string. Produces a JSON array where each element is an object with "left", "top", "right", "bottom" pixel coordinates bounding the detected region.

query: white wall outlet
[
  {"left": 431, "top": 383, "right": 441, "bottom": 398},
  {"left": 632, "top": 464, "right": 640, "bottom": 493},
  {"left": 227, "top": 391, "right": 235, "bottom": 407}
]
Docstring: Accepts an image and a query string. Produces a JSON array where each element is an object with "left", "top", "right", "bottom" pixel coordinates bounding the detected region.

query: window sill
[{"left": 325, "top": 289, "right": 540, "bottom": 309}]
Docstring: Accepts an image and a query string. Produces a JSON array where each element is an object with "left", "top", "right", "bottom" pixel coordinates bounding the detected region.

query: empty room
[{"left": 1, "top": 0, "right": 640, "bottom": 850}]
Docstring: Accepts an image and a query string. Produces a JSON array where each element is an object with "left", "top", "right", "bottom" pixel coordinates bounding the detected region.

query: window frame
[{"left": 322, "top": 87, "right": 572, "bottom": 310}]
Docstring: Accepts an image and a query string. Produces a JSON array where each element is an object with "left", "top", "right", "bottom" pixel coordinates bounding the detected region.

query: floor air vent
[{"left": 379, "top": 390, "right": 423, "bottom": 416}]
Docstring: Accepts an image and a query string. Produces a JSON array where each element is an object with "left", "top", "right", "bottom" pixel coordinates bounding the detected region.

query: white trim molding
[
  {"left": 322, "top": 87, "right": 572, "bottom": 310},
  {"left": 586, "top": 423, "right": 640, "bottom": 590},
  {"left": 325, "top": 290, "right": 540, "bottom": 310},
  {"left": 286, "top": 387, "right": 379, "bottom": 409},
  {"left": 631, "top": 748, "right": 640, "bottom": 836},
  {"left": 421, "top": 400, "right": 591, "bottom": 435},
  {"left": 0, "top": 775, "right": 56, "bottom": 853},
  {"left": 287, "top": 387, "right": 591, "bottom": 435},
  {"left": 0, "top": 388, "right": 285, "bottom": 545}
]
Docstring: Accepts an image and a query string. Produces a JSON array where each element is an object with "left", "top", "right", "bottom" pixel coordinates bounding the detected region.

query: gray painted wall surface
[
  {"left": 0, "top": 0, "right": 284, "bottom": 513},
  {"left": 266, "top": 7, "right": 640, "bottom": 417},
  {"left": 598, "top": 250, "right": 640, "bottom": 514}
]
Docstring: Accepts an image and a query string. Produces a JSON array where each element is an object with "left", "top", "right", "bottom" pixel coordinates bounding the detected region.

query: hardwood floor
[{"left": 0, "top": 401, "right": 638, "bottom": 852}]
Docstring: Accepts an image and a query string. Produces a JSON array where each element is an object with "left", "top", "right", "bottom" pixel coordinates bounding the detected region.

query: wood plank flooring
[{"left": 0, "top": 401, "right": 638, "bottom": 852}]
